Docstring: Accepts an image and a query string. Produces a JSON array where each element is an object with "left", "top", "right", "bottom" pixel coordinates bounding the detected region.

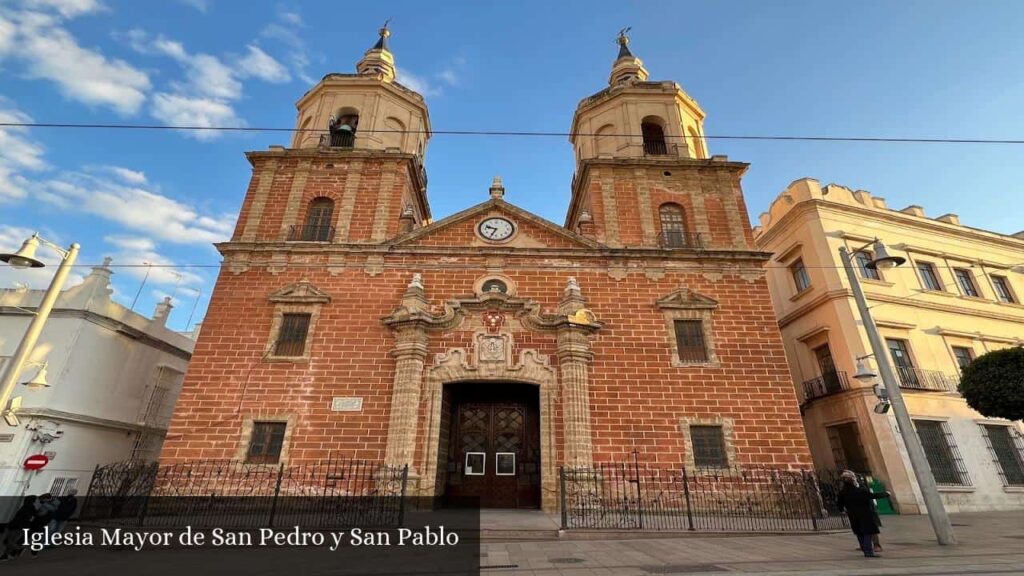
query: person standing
[
  {"left": 836, "top": 470, "right": 890, "bottom": 557},
  {"left": 0, "top": 496, "right": 37, "bottom": 561}
]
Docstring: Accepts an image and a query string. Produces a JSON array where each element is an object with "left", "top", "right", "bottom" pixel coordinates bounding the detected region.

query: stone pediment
[
  {"left": 391, "top": 199, "right": 602, "bottom": 250},
  {"left": 655, "top": 288, "right": 718, "bottom": 310},
  {"left": 268, "top": 279, "right": 331, "bottom": 304}
]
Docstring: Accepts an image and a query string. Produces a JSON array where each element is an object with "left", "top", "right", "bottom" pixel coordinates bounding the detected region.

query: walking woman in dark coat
[
  {"left": 836, "top": 470, "right": 890, "bottom": 557},
  {"left": 0, "top": 496, "right": 37, "bottom": 561}
]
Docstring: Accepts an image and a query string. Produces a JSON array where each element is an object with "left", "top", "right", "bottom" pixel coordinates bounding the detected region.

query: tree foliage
[{"left": 958, "top": 347, "right": 1024, "bottom": 421}]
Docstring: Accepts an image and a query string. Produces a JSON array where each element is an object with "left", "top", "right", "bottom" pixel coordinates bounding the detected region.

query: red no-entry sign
[{"left": 23, "top": 454, "right": 49, "bottom": 470}]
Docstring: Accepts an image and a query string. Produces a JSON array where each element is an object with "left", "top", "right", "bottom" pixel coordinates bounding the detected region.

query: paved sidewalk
[{"left": 480, "top": 511, "right": 1024, "bottom": 575}]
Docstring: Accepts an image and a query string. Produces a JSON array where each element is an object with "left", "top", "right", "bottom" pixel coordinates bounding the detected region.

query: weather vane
[{"left": 617, "top": 27, "right": 632, "bottom": 46}]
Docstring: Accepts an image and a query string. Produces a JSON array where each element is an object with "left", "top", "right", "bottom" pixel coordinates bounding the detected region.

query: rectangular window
[
  {"left": 790, "top": 259, "right": 811, "bottom": 292},
  {"left": 674, "top": 319, "right": 708, "bottom": 363},
  {"left": 954, "top": 268, "right": 980, "bottom": 297},
  {"left": 246, "top": 421, "right": 287, "bottom": 464},
  {"left": 916, "top": 261, "right": 943, "bottom": 291},
  {"left": 827, "top": 422, "right": 870, "bottom": 473},
  {"left": 855, "top": 251, "right": 881, "bottom": 280},
  {"left": 886, "top": 338, "right": 918, "bottom": 388},
  {"left": 274, "top": 313, "right": 311, "bottom": 357},
  {"left": 992, "top": 276, "right": 1016, "bottom": 303},
  {"left": 951, "top": 346, "right": 974, "bottom": 371},
  {"left": 690, "top": 425, "right": 727, "bottom": 467},
  {"left": 49, "top": 477, "right": 79, "bottom": 497},
  {"left": 914, "top": 420, "right": 970, "bottom": 486},
  {"left": 981, "top": 425, "right": 1024, "bottom": 486}
]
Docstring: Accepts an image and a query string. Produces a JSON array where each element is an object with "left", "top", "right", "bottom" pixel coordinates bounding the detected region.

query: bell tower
[
  {"left": 232, "top": 25, "right": 432, "bottom": 246},
  {"left": 565, "top": 30, "right": 754, "bottom": 251}
]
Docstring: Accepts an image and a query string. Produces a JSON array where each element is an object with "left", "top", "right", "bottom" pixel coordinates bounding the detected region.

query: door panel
[{"left": 445, "top": 392, "right": 540, "bottom": 509}]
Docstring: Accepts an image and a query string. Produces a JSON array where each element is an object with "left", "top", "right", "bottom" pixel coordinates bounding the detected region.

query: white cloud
[
  {"left": 260, "top": 8, "right": 315, "bottom": 84},
  {"left": 175, "top": 0, "right": 207, "bottom": 12},
  {"left": 0, "top": 17, "right": 14, "bottom": 56},
  {"left": 103, "top": 166, "right": 147, "bottom": 184},
  {"left": 9, "top": 10, "right": 150, "bottom": 115},
  {"left": 237, "top": 45, "right": 290, "bottom": 83},
  {"left": 0, "top": 102, "right": 46, "bottom": 201},
  {"left": 104, "top": 235, "right": 203, "bottom": 288},
  {"left": 438, "top": 68, "right": 459, "bottom": 86},
  {"left": 37, "top": 172, "right": 236, "bottom": 245},
  {"left": 151, "top": 92, "right": 244, "bottom": 140},
  {"left": 396, "top": 68, "right": 441, "bottom": 97},
  {"left": 24, "top": 0, "right": 104, "bottom": 18}
]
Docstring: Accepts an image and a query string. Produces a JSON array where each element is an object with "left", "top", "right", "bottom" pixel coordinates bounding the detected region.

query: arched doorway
[{"left": 441, "top": 382, "right": 541, "bottom": 509}]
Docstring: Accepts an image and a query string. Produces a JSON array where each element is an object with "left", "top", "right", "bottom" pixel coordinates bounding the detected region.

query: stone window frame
[
  {"left": 657, "top": 289, "right": 720, "bottom": 368},
  {"left": 265, "top": 280, "right": 331, "bottom": 363},
  {"left": 235, "top": 414, "right": 297, "bottom": 466},
  {"left": 679, "top": 416, "right": 736, "bottom": 470}
]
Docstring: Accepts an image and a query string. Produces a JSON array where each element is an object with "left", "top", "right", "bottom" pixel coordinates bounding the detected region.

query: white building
[{"left": 0, "top": 258, "right": 194, "bottom": 504}]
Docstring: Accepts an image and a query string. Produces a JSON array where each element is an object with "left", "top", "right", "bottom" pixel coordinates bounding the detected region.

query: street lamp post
[
  {"left": 839, "top": 240, "right": 957, "bottom": 545},
  {"left": 0, "top": 233, "right": 80, "bottom": 425}
]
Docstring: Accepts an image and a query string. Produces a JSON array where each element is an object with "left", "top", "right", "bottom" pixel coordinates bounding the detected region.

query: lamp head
[
  {"left": 0, "top": 235, "right": 45, "bottom": 269},
  {"left": 873, "top": 401, "right": 891, "bottom": 414},
  {"left": 854, "top": 358, "right": 877, "bottom": 382},
  {"left": 866, "top": 240, "right": 905, "bottom": 270}
]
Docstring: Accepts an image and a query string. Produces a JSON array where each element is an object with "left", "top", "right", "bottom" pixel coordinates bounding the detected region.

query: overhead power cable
[{"left": 1, "top": 121, "right": 1022, "bottom": 145}]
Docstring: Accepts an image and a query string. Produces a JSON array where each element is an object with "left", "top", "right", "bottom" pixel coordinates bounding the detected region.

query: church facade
[{"left": 160, "top": 28, "right": 812, "bottom": 511}]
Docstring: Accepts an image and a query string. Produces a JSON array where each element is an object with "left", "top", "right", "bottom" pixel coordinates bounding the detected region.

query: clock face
[{"left": 478, "top": 217, "right": 515, "bottom": 241}]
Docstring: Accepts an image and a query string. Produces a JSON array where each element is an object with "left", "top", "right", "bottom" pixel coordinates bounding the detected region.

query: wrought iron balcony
[
  {"left": 802, "top": 370, "right": 851, "bottom": 401},
  {"left": 287, "top": 225, "right": 335, "bottom": 242},
  {"left": 659, "top": 230, "right": 704, "bottom": 249},
  {"left": 894, "top": 366, "right": 960, "bottom": 392},
  {"left": 643, "top": 140, "right": 669, "bottom": 156},
  {"left": 319, "top": 131, "right": 355, "bottom": 148}
]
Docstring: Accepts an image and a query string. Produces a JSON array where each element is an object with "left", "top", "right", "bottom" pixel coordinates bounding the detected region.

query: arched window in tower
[
  {"left": 641, "top": 117, "right": 668, "bottom": 156},
  {"left": 329, "top": 108, "right": 359, "bottom": 148},
  {"left": 595, "top": 123, "right": 616, "bottom": 156},
  {"left": 300, "top": 197, "right": 335, "bottom": 241},
  {"left": 659, "top": 203, "right": 688, "bottom": 248}
]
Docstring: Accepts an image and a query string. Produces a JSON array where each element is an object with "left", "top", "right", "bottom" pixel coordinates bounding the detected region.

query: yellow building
[{"left": 754, "top": 178, "right": 1024, "bottom": 513}]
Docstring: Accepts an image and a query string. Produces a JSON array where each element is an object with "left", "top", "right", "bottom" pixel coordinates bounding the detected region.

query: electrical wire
[{"left": 2, "top": 121, "right": 1023, "bottom": 144}]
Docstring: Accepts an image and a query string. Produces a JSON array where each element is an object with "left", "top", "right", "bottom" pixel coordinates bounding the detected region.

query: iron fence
[
  {"left": 802, "top": 370, "right": 851, "bottom": 401},
  {"left": 80, "top": 458, "right": 408, "bottom": 529},
  {"left": 560, "top": 454, "right": 851, "bottom": 532},
  {"left": 659, "top": 230, "right": 705, "bottom": 249},
  {"left": 287, "top": 224, "right": 335, "bottom": 242},
  {"left": 895, "top": 366, "right": 960, "bottom": 392}
]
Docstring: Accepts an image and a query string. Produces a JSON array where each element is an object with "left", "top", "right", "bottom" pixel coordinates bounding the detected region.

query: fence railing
[
  {"left": 802, "top": 370, "right": 851, "bottom": 401},
  {"left": 320, "top": 131, "right": 355, "bottom": 148},
  {"left": 643, "top": 141, "right": 669, "bottom": 156},
  {"left": 659, "top": 230, "right": 704, "bottom": 249},
  {"left": 895, "top": 366, "right": 960, "bottom": 392},
  {"left": 560, "top": 456, "right": 851, "bottom": 532},
  {"left": 287, "top": 224, "right": 335, "bottom": 242},
  {"left": 80, "top": 459, "right": 408, "bottom": 529}
]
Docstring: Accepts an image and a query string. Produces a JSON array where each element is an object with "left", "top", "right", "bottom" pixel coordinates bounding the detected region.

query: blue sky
[{"left": 1, "top": 0, "right": 1022, "bottom": 332}]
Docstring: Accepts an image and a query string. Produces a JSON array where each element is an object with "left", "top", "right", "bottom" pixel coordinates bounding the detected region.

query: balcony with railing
[
  {"left": 319, "top": 131, "right": 355, "bottom": 148},
  {"left": 894, "top": 366, "right": 960, "bottom": 392},
  {"left": 802, "top": 370, "right": 851, "bottom": 402},
  {"left": 659, "top": 230, "right": 704, "bottom": 249},
  {"left": 287, "top": 225, "right": 335, "bottom": 242},
  {"left": 643, "top": 140, "right": 669, "bottom": 156}
]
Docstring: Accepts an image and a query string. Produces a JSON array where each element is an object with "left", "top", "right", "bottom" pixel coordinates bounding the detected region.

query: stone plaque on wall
[
  {"left": 331, "top": 397, "right": 364, "bottom": 412},
  {"left": 479, "top": 336, "right": 506, "bottom": 362}
]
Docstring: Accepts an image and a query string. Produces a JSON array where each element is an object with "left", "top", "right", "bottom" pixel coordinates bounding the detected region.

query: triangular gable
[
  {"left": 269, "top": 279, "right": 331, "bottom": 304},
  {"left": 392, "top": 199, "right": 603, "bottom": 249},
  {"left": 656, "top": 288, "right": 719, "bottom": 310}
]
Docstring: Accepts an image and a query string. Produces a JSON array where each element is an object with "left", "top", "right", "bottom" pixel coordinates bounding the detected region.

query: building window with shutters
[
  {"left": 913, "top": 419, "right": 971, "bottom": 486},
  {"left": 265, "top": 280, "right": 331, "bottom": 362},
  {"left": 980, "top": 424, "right": 1024, "bottom": 487},
  {"left": 657, "top": 288, "right": 720, "bottom": 367},
  {"left": 245, "top": 421, "right": 288, "bottom": 464},
  {"left": 674, "top": 320, "right": 708, "bottom": 363},
  {"left": 690, "top": 425, "right": 728, "bottom": 467},
  {"left": 274, "top": 313, "right": 311, "bottom": 357}
]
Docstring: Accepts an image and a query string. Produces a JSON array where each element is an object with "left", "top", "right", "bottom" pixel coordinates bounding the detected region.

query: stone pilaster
[
  {"left": 278, "top": 159, "right": 312, "bottom": 240},
  {"left": 383, "top": 274, "right": 430, "bottom": 471},
  {"left": 240, "top": 159, "right": 279, "bottom": 241},
  {"left": 557, "top": 277, "right": 595, "bottom": 466}
]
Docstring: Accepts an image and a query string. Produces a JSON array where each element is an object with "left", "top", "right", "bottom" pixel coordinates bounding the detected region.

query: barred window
[
  {"left": 275, "top": 313, "right": 311, "bottom": 357},
  {"left": 981, "top": 425, "right": 1024, "bottom": 487},
  {"left": 246, "top": 422, "right": 287, "bottom": 464},
  {"left": 855, "top": 251, "right": 881, "bottom": 280},
  {"left": 691, "top": 425, "right": 727, "bottom": 467},
  {"left": 953, "top": 268, "right": 979, "bottom": 297},
  {"left": 913, "top": 420, "right": 970, "bottom": 486},
  {"left": 917, "top": 262, "right": 943, "bottom": 291},
  {"left": 790, "top": 259, "right": 811, "bottom": 292},
  {"left": 674, "top": 319, "right": 708, "bottom": 363}
]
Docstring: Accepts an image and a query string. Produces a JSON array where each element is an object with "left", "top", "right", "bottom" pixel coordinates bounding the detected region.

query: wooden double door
[{"left": 444, "top": 385, "right": 540, "bottom": 509}]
